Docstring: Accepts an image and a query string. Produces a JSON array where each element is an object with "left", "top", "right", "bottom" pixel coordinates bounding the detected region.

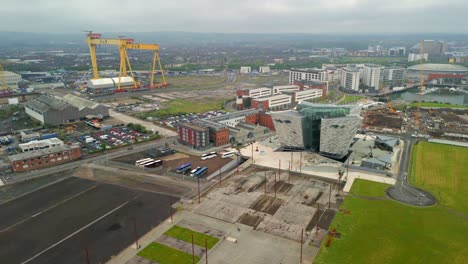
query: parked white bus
[
  {"left": 221, "top": 151, "right": 237, "bottom": 159},
  {"left": 201, "top": 152, "right": 217, "bottom": 160},
  {"left": 135, "top": 158, "right": 153, "bottom": 166}
]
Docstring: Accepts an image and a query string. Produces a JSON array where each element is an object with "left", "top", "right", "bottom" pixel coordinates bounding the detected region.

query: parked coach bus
[
  {"left": 193, "top": 167, "right": 208, "bottom": 178},
  {"left": 177, "top": 163, "right": 191, "bottom": 173}
]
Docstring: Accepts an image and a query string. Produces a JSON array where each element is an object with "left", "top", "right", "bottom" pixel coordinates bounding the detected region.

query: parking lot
[
  {"left": 161, "top": 110, "right": 226, "bottom": 129},
  {"left": 71, "top": 127, "right": 147, "bottom": 153},
  {"left": 0, "top": 177, "right": 178, "bottom": 264},
  {"left": 112, "top": 150, "right": 235, "bottom": 178}
]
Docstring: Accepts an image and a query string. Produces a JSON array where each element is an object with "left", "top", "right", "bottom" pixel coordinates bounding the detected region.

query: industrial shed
[{"left": 25, "top": 94, "right": 108, "bottom": 126}]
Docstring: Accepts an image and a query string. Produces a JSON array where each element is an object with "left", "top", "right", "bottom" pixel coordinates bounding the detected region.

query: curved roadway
[{"left": 386, "top": 137, "right": 436, "bottom": 206}]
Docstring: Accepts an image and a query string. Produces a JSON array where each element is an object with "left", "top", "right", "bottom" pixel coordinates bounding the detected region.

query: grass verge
[
  {"left": 138, "top": 242, "right": 200, "bottom": 264},
  {"left": 164, "top": 225, "right": 220, "bottom": 249},
  {"left": 349, "top": 179, "right": 389, "bottom": 197}
]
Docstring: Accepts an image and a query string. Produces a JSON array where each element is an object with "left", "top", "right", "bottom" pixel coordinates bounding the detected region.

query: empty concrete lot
[{"left": 0, "top": 177, "right": 178, "bottom": 264}]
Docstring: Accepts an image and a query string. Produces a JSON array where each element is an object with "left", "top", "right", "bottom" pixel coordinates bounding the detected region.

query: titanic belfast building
[{"left": 271, "top": 102, "right": 362, "bottom": 159}]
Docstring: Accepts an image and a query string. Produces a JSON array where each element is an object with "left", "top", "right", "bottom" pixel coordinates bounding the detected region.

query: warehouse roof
[
  {"left": 62, "top": 94, "right": 100, "bottom": 110},
  {"left": 407, "top": 63, "right": 468, "bottom": 72},
  {"left": 25, "top": 94, "right": 70, "bottom": 112}
]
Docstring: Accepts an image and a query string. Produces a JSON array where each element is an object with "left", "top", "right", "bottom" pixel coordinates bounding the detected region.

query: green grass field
[
  {"left": 138, "top": 98, "right": 226, "bottom": 119},
  {"left": 314, "top": 178, "right": 468, "bottom": 264},
  {"left": 410, "top": 142, "right": 468, "bottom": 214},
  {"left": 168, "top": 76, "right": 227, "bottom": 88},
  {"left": 408, "top": 102, "right": 468, "bottom": 109},
  {"left": 138, "top": 242, "right": 199, "bottom": 264},
  {"left": 339, "top": 95, "right": 365, "bottom": 104},
  {"left": 164, "top": 225, "right": 220, "bottom": 249}
]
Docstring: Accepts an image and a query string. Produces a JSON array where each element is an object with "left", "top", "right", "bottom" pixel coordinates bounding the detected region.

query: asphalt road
[
  {"left": 0, "top": 177, "right": 177, "bottom": 264},
  {"left": 386, "top": 137, "right": 436, "bottom": 206}
]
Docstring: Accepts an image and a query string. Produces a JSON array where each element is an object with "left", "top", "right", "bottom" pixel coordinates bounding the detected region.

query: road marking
[
  {"left": 21, "top": 194, "right": 141, "bottom": 264},
  {"left": 0, "top": 184, "right": 98, "bottom": 233}
]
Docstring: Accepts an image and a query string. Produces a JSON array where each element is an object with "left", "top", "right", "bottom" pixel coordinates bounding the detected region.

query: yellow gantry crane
[
  {"left": 85, "top": 32, "right": 168, "bottom": 92},
  {"left": 0, "top": 63, "right": 7, "bottom": 91},
  {"left": 0, "top": 63, "right": 13, "bottom": 96}
]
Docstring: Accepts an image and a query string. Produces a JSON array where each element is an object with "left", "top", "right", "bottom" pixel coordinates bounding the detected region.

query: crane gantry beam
[{"left": 85, "top": 32, "right": 168, "bottom": 91}]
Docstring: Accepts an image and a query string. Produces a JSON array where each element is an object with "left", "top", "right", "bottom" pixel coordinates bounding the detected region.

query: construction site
[
  {"left": 361, "top": 107, "right": 404, "bottom": 133},
  {"left": 407, "top": 107, "right": 468, "bottom": 140},
  {"left": 120, "top": 166, "right": 343, "bottom": 264}
]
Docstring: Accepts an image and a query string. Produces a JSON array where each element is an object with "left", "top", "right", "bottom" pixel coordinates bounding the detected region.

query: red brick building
[
  {"left": 9, "top": 144, "right": 81, "bottom": 173},
  {"left": 211, "top": 128, "right": 230, "bottom": 146},
  {"left": 245, "top": 111, "right": 275, "bottom": 131},
  {"left": 178, "top": 123, "right": 209, "bottom": 149}
]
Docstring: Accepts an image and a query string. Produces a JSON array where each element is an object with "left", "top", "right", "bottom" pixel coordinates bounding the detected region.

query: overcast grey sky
[{"left": 1, "top": 0, "right": 467, "bottom": 33}]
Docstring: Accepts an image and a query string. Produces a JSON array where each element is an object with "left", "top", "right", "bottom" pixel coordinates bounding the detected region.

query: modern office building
[
  {"left": 272, "top": 85, "right": 300, "bottom": 94},
  {"left": 362, "top": 64, "right": 384, "bottom": 90},
  {"left": 236, "top": 87, "right": 272, "bottom": 110},
  {"left": 341, "top": 67, "right": 360, "bottom": 91},
  {"left": 293, "top": 80, "right": 328, "bottom": 96},
  {"left": 271, "top": 102, "right": 362, "bottom": 159},
  {"left": 287, "top": 89, "right": 323, "bottom": 107},
  {"left": 252, "top": 94, "right": 291, "bottom": 111}
]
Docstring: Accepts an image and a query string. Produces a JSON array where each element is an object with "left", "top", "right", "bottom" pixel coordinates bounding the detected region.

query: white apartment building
[
  {"left": 384, "top": 67, "right": 406, "bottom": 81},
  {"left": 240, "top": 66, "right": 252, "bottom": 74},
  {"left": 362, "top": 64, "right": 384, "bottom": 90},
  {"left": 288, "top": 68, "right": 328, "bottom": 84},
  {"left": 259, "top": 66, "right": 271, "bottom": 74},
  {"left": 272, "top": 85, "right": 300, "bottom": 94},
  {"left": 341, "top": 68, "right": 361, "bottom": 91}
]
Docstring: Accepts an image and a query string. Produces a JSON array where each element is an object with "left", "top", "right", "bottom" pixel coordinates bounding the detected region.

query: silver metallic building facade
[{"left": 272, "top": 102, "right": 362, "bottom": 159}]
